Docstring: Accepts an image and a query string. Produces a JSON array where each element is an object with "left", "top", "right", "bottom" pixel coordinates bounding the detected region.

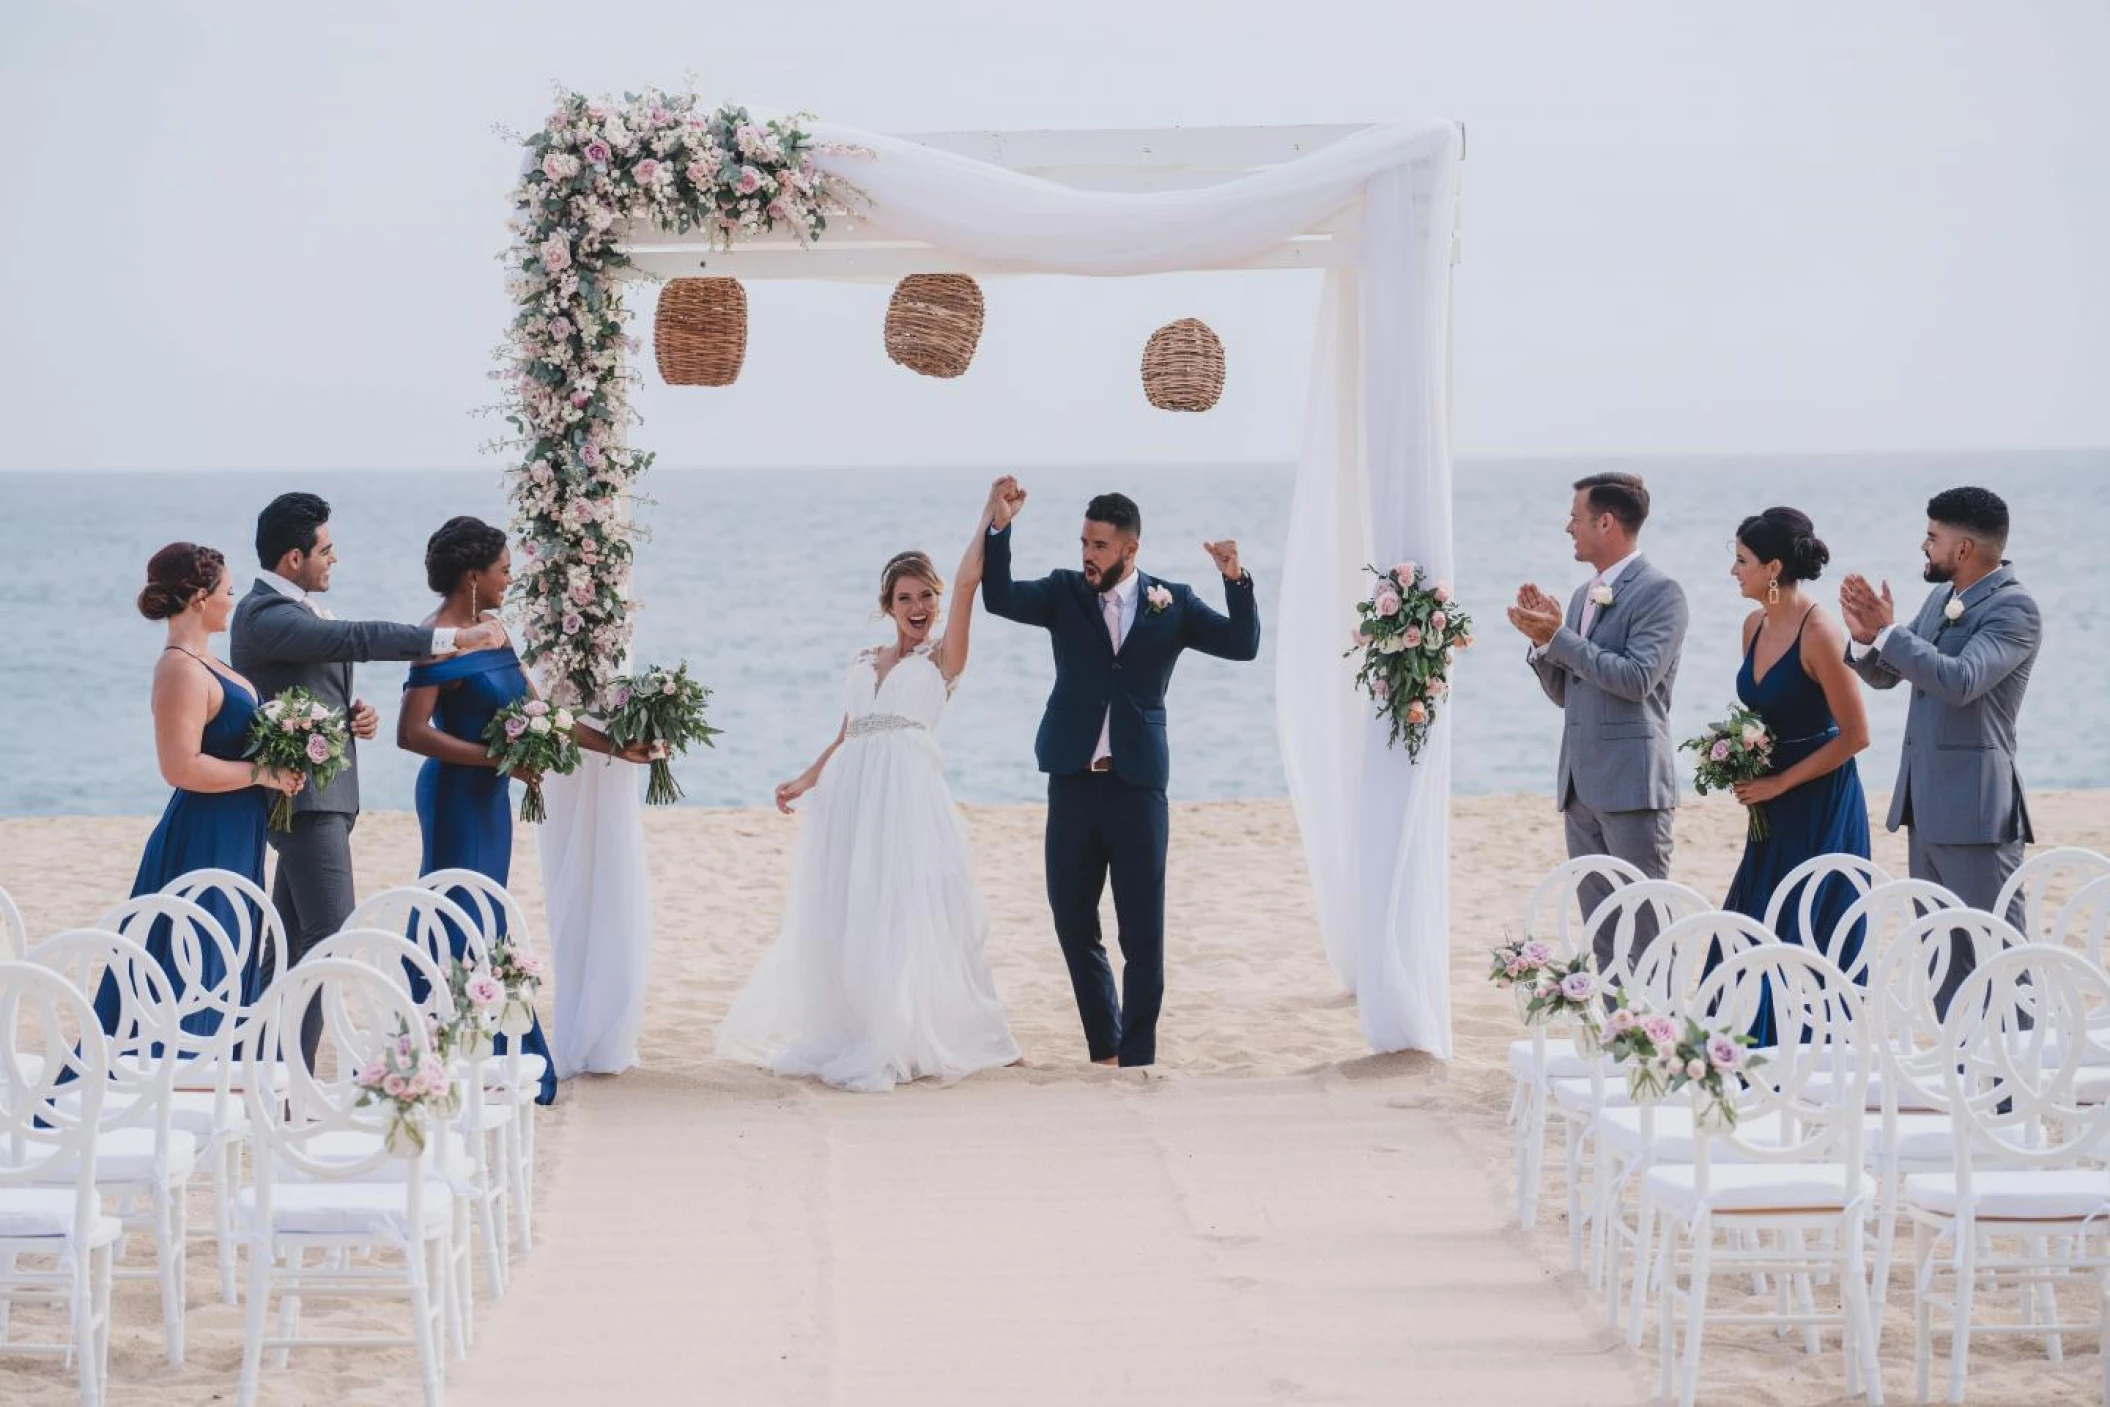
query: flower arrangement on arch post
[{"left": 1347, "top": 562, "right": 1472, "bottom": 759}]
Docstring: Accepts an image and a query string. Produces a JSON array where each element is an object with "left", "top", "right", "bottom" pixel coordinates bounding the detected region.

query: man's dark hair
[
  {"left": 1927, "top": 486, "right": 2009, "bottom": 553},
  {"left": 1084, "top": 492, "right": 1142, "bottom": 537},
  {"left": 257, "top": 492, "right": 332, "bottom": 569},
  {"left": 1573, "top": 472, "right": 1650, "bottom": 535}
]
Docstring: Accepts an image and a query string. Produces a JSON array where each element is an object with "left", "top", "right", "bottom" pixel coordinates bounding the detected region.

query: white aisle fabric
[
  {"left": 808, "top": 118, "right": 1465, "bottom": 1058},
  {"left": 537, "top": 753, "right": 651, "bottom": 1079}
]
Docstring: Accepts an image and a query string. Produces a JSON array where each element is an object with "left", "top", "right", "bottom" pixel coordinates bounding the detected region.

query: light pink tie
[
  {"left": 1577, "top": 574, "right": 1605, "bottom": 637},
  {"left": 1093, "top": 593, "right": 1122, "bottom": 764}
]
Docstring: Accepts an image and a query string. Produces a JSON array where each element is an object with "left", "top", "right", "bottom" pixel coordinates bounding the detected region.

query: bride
[{"left": 714, "top": 489, "right": 1022, "bottom": 1092}]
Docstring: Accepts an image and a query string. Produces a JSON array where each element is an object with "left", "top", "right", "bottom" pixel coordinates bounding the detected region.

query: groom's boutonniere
[
  {"left": 1145, "top": 584, "right": 1173, "bottom": 614},
  {"left": 1943, "top": 596, "right": 1965, "bottom": 623},
  {"left": 1590, "top": 583, "right": 1616, "bottom": 610}
]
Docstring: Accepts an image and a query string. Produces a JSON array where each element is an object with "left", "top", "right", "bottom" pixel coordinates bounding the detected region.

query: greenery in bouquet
[
  {"left": 244, "top": 686, "right": 351, "bottom": 832},
  {"left": 603, "top": 662, "right": 721, "bottom": 805},
  {"left": 1681, "top": 702, "right": 1776, "bottom": 841},
  {"left": 482, "top": 697, "right": 582, "bottom": 824}
]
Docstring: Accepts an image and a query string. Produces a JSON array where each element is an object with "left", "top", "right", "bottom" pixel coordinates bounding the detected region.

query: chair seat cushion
[
  {"left": 1508, "top": 1039, "right": 1611, "bottom": 1083},
  {"left": 236, "top": 1181, "right": 452, "bottom": 1237},
  {"left": 32, "top": 1127, "right": 198, "bottom": 1187},
  {"left": 0, "top": 1189, "right": 124, "bottom": 1244},
  {"left": 1598, "top": 1107, "right": 1785, "bottom": 1162},
  {"left": 474, "top": 1053, "right": 549, "bottom": 1092},
  {"left": 1643, "top": 1162, "right": 1876, "bottom": 1214},
  {"left": 1553, "top": 1076, "right": 1634, "bottom": 1114},
  {"left": 281, "top": 1130, "right": 475, "bottom": 1188},
  {"left": 1905, "top": 1169, "right": 2110, "bottom": 1222}
]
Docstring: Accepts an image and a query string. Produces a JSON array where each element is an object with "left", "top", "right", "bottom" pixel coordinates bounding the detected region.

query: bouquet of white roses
[
  {"left": 1347, "top": 562, "right": 1472, "bottom": 759},
  {"left": 352, "top": 1017, "right": 460, "bottom": 1158},
  {"left": 1681, "top": 702, "right": 1776, "bottom": 841},
  {"left": 603, "top": 663, "right": 721, "bottom": 805},
  {"left": 482, "top": 698, "right": 581, "bottom": 824},
  {"left": 244, "top": 686, "right": 351, "bottom": 832}
]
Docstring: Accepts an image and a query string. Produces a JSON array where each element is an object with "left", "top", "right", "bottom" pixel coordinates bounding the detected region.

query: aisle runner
[{"left": 453, "top": 1071, "right": 1649, "bottom": 1406}]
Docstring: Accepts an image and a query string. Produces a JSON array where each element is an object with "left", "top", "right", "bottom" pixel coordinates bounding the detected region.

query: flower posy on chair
[{"left": 1348, "top": 562, "right": 1472, "bottom": 758}]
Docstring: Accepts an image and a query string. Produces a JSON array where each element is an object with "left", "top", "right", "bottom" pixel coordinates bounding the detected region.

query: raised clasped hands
[
  {"left": 1203, "top": 539, "right": 1242, "bottom": 580},
  {"left": 985, "top": 475, "right": 1027, "bottom": 530},
  {"left": 1837, "top": 573, "right": 1894, "bottom": 647},
  {"left": 1506, "top": 583, "right": 1562, "bottom": 648}
]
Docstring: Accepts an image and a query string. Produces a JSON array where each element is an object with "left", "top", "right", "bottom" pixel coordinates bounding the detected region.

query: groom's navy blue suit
[{"left": 981, "top": 524, "right": 1260, "bottom": 1066}]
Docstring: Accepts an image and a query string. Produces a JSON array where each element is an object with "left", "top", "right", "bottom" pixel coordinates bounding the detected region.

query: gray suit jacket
[
  {"left": 1527, "top": 556, "right": 1689, "bottom": 814},
  {"left": 1846, "top": 562, "right": 2039, "bottom": 845},
  {"left": 228, "top": 582, "right": 433, "bottom": 817}
]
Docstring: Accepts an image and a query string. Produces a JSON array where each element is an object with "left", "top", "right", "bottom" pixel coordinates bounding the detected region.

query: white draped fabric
[
  {"left": 543, "top": 116, "right": 1463, "bottom": 1062},
  {"left": 536, "top": 753, "right": 651, "bottom": 1079}
]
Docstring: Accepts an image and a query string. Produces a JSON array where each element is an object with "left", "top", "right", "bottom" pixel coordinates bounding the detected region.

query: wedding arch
[{"left": 498, "top": 92, "right": 1466, "bottom": 1059}]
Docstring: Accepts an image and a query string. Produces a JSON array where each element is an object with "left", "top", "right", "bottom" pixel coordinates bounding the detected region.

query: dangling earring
[
  {"left": 1766, "top": 576, "right": 1781, "bottom": 606},
  {"left": 471, "top": 581, "right": 480, "bottom": 619}
]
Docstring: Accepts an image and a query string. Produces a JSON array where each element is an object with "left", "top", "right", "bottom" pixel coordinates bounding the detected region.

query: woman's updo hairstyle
[
  {"left": 1736, "top": 506, "right": 1831, "bottom": 584},
  {"left": 424, "top": 516, "right": 509, "bottom": 595},
  {"left": 138, "top": 542, "right": 226, "bottom": 621},
  {"left": 878, "top": 550, "right": 945, "bottom": 613}
]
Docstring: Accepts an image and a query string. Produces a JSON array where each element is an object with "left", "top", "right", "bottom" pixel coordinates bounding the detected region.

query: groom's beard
[
  {"left": 1088, "top": 559, "right": 1131, "bottom": 594},
  {"left": 1922, "top": 558, "right": 1956, "bottom": 584}
]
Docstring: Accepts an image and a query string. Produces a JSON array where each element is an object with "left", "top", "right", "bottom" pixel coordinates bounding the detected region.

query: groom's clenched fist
[
  {"left": 1203, "top": 539, "right": 1244, "bottom": 581},
  {"left": 986, "top": 475, "right": 1027, "bottom": 529}
]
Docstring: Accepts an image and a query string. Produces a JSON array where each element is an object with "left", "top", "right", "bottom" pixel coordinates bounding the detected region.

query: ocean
[{"left": 2, "top": 451, "right": 2103, "bottom": 818}]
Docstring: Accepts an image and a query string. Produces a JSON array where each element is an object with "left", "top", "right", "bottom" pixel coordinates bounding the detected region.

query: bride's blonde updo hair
[{"left": 877, "top": 550, "right": 945, "bottom": 615}]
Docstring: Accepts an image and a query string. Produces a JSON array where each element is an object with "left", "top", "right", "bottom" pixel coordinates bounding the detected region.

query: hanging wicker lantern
[
  {"left": 1141, "top": 318, "right": 1225, "bottom": 412},
  {"left": 884, "top": 274, "right": 985, "bottom": 379},
  {"left": 653, "top": 278, "right": 747, "bottom": 387}
]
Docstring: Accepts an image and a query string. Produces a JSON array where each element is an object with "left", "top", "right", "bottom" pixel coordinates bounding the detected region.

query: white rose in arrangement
[
  {"left": 553, "top": 708, "right": 576, "bottom": 732},
  {"left": 1741, "top": 723, "right": 1766, "bottom": 747},
  {"left": 1590, "top": 584, "right": 1616, "bottom": 608},
  {"left": 528, "top": 717, "right": 552, "bottom": 736},
  {"left": 1944, "top": 597, "right": 1965, "bottom": 622},
  {"left": 262, "top": 700, "right": 284, "bottom": 719}
]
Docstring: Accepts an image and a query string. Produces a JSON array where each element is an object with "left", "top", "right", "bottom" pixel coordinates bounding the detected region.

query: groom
[
  {"left": 231, "top": 492, "right": 502, "bottom": 1050},
  {"left": 1509, "top": 472, "right": 1688, "bottom": 970},
  {"left": 980, "top": 475, "right": 1260, "bottom": 1068}
]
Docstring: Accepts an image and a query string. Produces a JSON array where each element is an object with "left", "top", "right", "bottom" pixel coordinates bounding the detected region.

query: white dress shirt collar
[
  {"left": 1594, "top": 550, "right": 1643, "bottom": 589},
  {"left": 1104, "top": 566, "right": 1142, "bottom": 609},
  {"left": 259, "top": 570, "right": 307, "bottom": 603}
]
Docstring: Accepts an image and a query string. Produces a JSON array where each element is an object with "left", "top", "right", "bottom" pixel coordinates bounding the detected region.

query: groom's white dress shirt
[
  {"left": 1092, "top": 567, "right": 1142, "bottom": 767},
  {"left": 258, "top": 571, "right": 458, "bottom": 655}
]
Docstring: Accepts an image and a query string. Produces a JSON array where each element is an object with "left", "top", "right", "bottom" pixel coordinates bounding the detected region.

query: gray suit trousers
[
  {"left": 266, "top": 812, "right": 358, "bottom": 1059},
  {"left": 1563, "top": 799, "right": 1675, "bottom": 975},
  {"left": 1908, "top": 826, "right": 2027, "bottom": 1014}
]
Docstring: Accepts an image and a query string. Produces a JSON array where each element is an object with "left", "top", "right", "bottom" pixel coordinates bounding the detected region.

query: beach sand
[{"left": 2, "top": 789, "right": 2106, "bottom": 1404}]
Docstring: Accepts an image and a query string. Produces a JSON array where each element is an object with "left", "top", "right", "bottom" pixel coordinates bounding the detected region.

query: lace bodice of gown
[{"left": 844, "top": 642, "right": 954, "bottom": 732}]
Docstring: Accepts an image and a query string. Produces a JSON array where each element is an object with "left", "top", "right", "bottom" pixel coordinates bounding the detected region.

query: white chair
[
  {"left": 1763, "top": 854, "right": 1892, "bottom": 970},
  {"left": 416, "top": 870, "right": 543, "bottom": 1254},
  {"left": 0, "top": 960, "right": 118, "bottom": 1406},
  {"left": 2044, "top": 872, "right": 2110, "bottom": 966},
  {"left": 0, "top": 883, "right": 25, "bottom": 957},
  {"left": 1994, "top": 846, "right": 2110, "bottom": 945},
  {"left": 1906, "top": 945, "right": 2110, "bottom": 1405},
  {"left": 1509, "top": 853, "right": 1645, "bottom": 1229},
  {"left": 1639, "top": 944, "right": 1883, "bottom": 1407},
  {"left": 32, "top": 927, "right": 196, "bottom": 1365},
  {"left": 236, "top": 956, "right": 457, "bottom": 1407}
]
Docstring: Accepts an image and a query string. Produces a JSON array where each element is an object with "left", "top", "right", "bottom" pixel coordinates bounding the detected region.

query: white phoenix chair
[
  {"left": 0, "top": 883, "right": 25, "bottom": 957},
  {"left": 32, "top": 927, "right": 196, "bottom": 1365},
  {"left": 1995, "top": 846, "right": 2110, "bottom": 945},
  {"left": 1906, "top": 944, "right": 2110, "bottom": 1405},
  {"left": 1762, "top": 854, "right": 1892, "bottom": 970},
  {"left": 236, "top": 956, "right": 457, "bottom": 1407},
  {"left": 1510, "top": 853, "right": 1645, "bottom": 1228},
  {"left": 416, "top": 869, "right": 543, "bottom": 1254},
  {"left": 0, "top": 960, "right": 118, "bottom": 1406},
  {"left": 1639, "top": 944, "right": 1883, "bottom": 1407}
]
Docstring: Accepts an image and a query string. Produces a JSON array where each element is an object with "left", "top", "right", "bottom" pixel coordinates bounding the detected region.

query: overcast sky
[{"left": 3, "top": 0, "right": 2104, "bottom": 472}]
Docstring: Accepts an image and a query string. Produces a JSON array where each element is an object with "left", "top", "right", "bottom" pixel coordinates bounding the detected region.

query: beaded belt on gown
[{"left": 845, "top": 713, "right": 926, "bottom": 739}]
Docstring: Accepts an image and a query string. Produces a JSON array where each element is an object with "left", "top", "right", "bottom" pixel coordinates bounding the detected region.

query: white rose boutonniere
[
  {"left": 1589, "top": 584, "right": 1616, "bottom": 609},
  {"left": 1943, "top": 597, "right": 1965, "bottom": 623},
  {"left": 1144, "top": 584, "right": 1173, "bottom": 614}
]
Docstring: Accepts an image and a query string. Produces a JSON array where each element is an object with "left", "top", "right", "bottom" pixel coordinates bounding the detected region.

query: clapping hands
[
  {"left": 1506, "top": 584, "right": 1562, "bottom": 647},
  {"left": 1838, "top": 574, "right": 1894, "bottom": 646}
]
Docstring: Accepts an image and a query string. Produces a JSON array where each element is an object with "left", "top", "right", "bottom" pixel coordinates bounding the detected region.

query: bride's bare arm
[
  {"left": 939, "top": 499, "right": 997, "bottom": 684},
  {"left": 776, "top": 715, "right": 849, "bottom": 814}
]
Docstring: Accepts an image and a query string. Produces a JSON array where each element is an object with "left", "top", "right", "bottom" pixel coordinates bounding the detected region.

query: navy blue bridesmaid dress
[
  {"left": 102, "top": 656, "right": 271, "bottom": 1037},
  {"left": 404, "top": 646, "right": 556, "bottom": 1104},
  {"left": 1721, "top": 609, "right": 1872, "bottom": 1046}
]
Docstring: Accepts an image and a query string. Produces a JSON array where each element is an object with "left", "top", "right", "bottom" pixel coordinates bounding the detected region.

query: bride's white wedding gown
[{"left": 715, "top": 642, "right": 1021, "bottom": 1092}]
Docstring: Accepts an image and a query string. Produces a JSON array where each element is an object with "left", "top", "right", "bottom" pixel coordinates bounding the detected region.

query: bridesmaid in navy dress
[
  {"left": 1719, "top": 509, "right": 1873, "bottom": 1045},
  {"left": 116, "top": 544, "right": 304, "bottom": 1036},
  {"left": 396, "top": 518, "right": 647, "bottom": 1104}
]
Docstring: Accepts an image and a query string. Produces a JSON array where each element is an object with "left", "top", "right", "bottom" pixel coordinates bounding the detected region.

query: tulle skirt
[{"left": 715, "top": 729, "right": 1020, "bottom": 1092}]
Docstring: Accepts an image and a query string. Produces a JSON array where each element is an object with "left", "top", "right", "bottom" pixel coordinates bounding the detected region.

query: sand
[{"left": 2, "top": 789, "right": 2106, "bottom": 1405}]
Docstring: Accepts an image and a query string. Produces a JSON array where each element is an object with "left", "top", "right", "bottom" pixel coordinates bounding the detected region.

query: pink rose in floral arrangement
[
  {"left": 1405, "top": 700, "right": 1428, "bottom": 725},
  {"left": 305, "top": 733, "right": 331, "bottom": 765},
  {"left": 583, "top": 139, "right": 612, "bottom": 166},
  {"left": 356, "top": 1059, "right": 385, "bottom": 1087},
  {"left": 633, "top": 158, "right": 661, "bottom": 184},
  {"left": 1520, "top": 940, "right": 1555, "bottom": 967},
  {"left": 1370, "top": 677, "right": 1391, "bottom": 700},
  {"left": 1559, "top": 970, "right": 1596, "bottom": 1002},
  {"left": 505, "top": 716, "right": 528, "bottom": 741},
  {"left": 1402, "top": 626, "right": 1423, "bottom": 648},
  {"left": 1607, "top": 1007, "right": 1637, "bottom": 1035},
  {"left": 737, "top": 165, "right": 765, "bottom": 195},
  {"left": 1352, "top": 629, "right": 1374, "bottom": 648},
  {"left": 547, "top": 317, "right": 574, "bottom": 341},
  {"left": 1433, "top": 581, "right": 1453, "bottom": 604},
  {"left": 1427, "top": 677, "right": 1449, "bottom": 698},
  {"left": 1642, "top": 1014, "right": 1680, "bottom": 1046},
  {"left": 1706, "top": 1035, "right": 1743, "bottom": 1071},
  {"left": 1456, "top": 633, "right": 1473, "bottom": 650},
  {"left": 1429, "top": 611, "right": 1447, "bottom": 633},
  {"left": 383, "top": 1074, "right": 409, "bottom": 1099},
  {"left": 1375, "top": 591, "right": 1402, "bottom": 618},
  {"left": 568, "top": 580, "right": 594, "bottom": 605},
  {"left": 1685, "top": 1058, "right": 1707, "bottom": 1080},
  {"left": 562, "top": 613, "right": 584, "bottom": 636},
  {"left": 1709, "top": 739, "right": 1731, "bottom": 762},
  {"left": 523, "top": 700, "right": 550, "bottom": 718},
  {"left": 539, "top": 234, "right": 571, "bottom": 274}
]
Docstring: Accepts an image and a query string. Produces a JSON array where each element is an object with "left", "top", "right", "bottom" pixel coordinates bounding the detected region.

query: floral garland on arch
[
  {"left": 1347, "top": 562, "right": 1473, "bottom": 759},
  {"left": 493, "top": 88, "right": 863, "bottom": 707}
]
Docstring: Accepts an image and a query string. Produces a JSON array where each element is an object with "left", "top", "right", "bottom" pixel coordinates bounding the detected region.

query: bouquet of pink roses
[
  {"left": 353, "top": 1017, "right": 460, "bottom": 1158},
  {"left": 488, "top": 936, "right": 545, "bottom": 1038},
  {"left": 482, "top": 698, "right": 581, "bottom": 824},
  {"left": 1681, "top": 702, "right": 1776, "bottom": 841},
  {"left": 603, "top": 663, "right": 721, "bottom": 806},
  {"left": 244, "top": 686, "right": 351, "bottom": 832},
  {"left": 1347, "top": 562, "right": 1472, "bottom": 760}
]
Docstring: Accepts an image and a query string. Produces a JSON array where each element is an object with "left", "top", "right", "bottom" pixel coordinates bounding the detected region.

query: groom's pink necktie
[
  {"left": 1092, "top": 591, "right": 1123, "bottom": 766},
  {"left": 1577, "top": 573, "right": 1606, "bottom": 637}
]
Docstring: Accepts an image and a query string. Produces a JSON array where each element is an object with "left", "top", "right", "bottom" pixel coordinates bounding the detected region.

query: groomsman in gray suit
[
  {"left": 231, "top": 493, "right": 503, "bottom": 1046},
  {"left": 1509, "top": 472, "right": 1690, "bottom": 969},
  {"left": 1841, "top": 486, "right": 2041, "bottom": 967}
]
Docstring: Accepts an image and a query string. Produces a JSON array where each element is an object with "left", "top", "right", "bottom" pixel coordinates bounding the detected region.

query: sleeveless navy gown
[
  {"left": 405, "top": 647, "right": 556, "bottom": 1105},
  {"left": 101, "top": 666, "right": 271, "bottom": 1037},
  {"left": 1721, "top": 612, "right": 1872, "bottom": 1046}
]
